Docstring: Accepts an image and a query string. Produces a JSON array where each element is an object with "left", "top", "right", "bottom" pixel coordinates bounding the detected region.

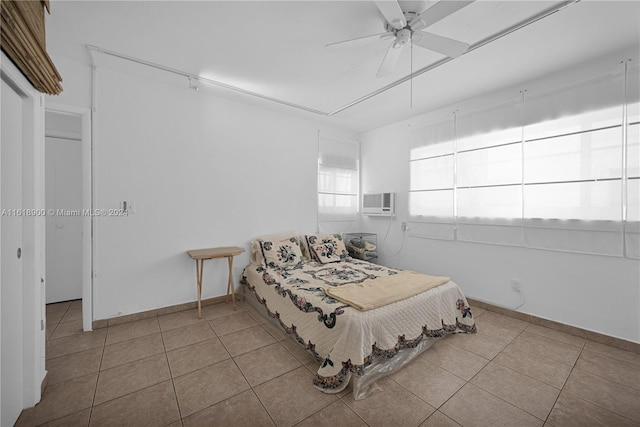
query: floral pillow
[
  {"left": 305, "top": 234, "right": 348, "bottom": 264},
  {"left": 250, "top": 231, "right": 298, "bottom": 265},
  {"left": 260, "top": 237, "right": 304, "bottom": 268},
  {"left": 298, "top": 235, "right": 313, "bottom": 261}
]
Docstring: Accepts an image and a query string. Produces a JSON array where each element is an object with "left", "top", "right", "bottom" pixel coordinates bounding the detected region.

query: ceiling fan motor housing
[
  {"left": 384, "top": 10, "right": 419, "bottom": 31},
  {"left": 334, "top": 1, "right": 474, "bottom": 77},
  {"left": 394, "top": 29, "right": 412, "bottom": 48}
]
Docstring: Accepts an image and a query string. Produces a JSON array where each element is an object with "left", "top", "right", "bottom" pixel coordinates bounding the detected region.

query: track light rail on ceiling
[{"left": 85, "top": 0, "right": 578, "bottom": 117}]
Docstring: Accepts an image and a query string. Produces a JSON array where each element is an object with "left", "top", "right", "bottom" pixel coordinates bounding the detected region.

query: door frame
[
  {"left": 45, "top": 102, "right": 93, "bottom": 332},
  {"left": 1, "top": 50, "right": 46, "bottom": 415}
]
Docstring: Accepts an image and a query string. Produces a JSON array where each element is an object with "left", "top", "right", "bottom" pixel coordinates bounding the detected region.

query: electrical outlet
[
  {"left": 401, "top": 222, "right": 408, "bottom": 231},
  {"left": 511, "top": 279, "right": 523, "bottom": 293}
]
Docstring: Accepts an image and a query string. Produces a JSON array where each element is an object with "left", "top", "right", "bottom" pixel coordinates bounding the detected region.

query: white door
[
  {"left": 45, "top": 136, "right": 83, "bottom": 303},
  {"left": 1, "top": 78, "right": 25, "bottom": 427}
]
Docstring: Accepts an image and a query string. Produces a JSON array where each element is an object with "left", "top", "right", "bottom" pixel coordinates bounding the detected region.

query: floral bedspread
[{"left": 242, "top": 259, "right": 476, "bottom": 392}]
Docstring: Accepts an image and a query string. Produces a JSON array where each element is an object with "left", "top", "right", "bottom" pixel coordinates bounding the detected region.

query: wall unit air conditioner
[{"left": 363, "top": 192, "right": 395, "bottom": 216}]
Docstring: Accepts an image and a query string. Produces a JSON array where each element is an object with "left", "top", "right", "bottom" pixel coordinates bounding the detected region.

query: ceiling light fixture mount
[{"left": 188, "top": 76, "right": 199, "bottom": 92}]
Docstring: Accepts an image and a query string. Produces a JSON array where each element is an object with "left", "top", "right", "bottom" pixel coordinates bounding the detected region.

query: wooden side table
[{"left": 187, "top": 246, "right": 245, "bottom": 318}]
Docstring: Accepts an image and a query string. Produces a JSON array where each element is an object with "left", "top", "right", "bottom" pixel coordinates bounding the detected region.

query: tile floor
[{"left": 16, "top": 299, "right": 640, "bottom": 427}]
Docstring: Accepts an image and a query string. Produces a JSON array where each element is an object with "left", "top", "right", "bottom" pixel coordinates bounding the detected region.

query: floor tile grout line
[
  {"left": 234, "top": 387, "right": 279, "bottom": 426},
  {"left": 40, "top": 304, "right": 92, "bottom": 427},
  {"left": 571, "top": 363, "right": 640, "bottom": 393},
  {"left": 441, "top": 324, "right": 553, "bottom": 424},
  {"left": 546, "top": 343, "right": 588, "bottom": 426},
  {"left": 544, "top": 376, "right": 567, "bottom": 425},
  {"left": 222, "top": 322, "right": 332, "bottom": 427},
  {"left": 39, "top": 300, "right": 638, "bottom": 427},
  {"left": 523, "top": 324, "right": 587, "bottom": 350},
  {"left": 337, "top": 395, "right": 374, "bottom": 427},
  {"left": 40, "top": 330, "right": 104, "bottom": 426},
  {"left": 569, "top": 362, "right": 640, "bottom": 396},
  {"left": 582, "top": 339, "right": 640, "bottom": 364},
  {"left": 383, "top": 374, "right": 441, "bottom": 424},
  {"left": 434, "top": 344, "right": 488, "bottom": 425},
  {"left": 87, "top": 322, "right": 109, "bottom": 426},
  {"left": 159, "top": 320, "right": 184, "bottom": 425},
  {"left": 290, "top": 396, "right": 341, "bottom": 427},
  {"left": 280, "top": 339, "right": 321, "bottom": 368},
  {"left": 483, "top": 330, "right": 575, "bottom": 392},
  {"left": 44, "top": 303, "right": 350, "bottom": 425},
  {"left": 88, "top": 379, "right": 179, "bottom": 421},
  {"left": 482, "top": 327, "right": 626, "bottom": 426},
  {"left": 91, "top": 319, "right": 170, "bottom": 408},
  {"left": 174, "top": 376, "right": 273, "bottom": 424},
  {"left": 46, "top": 310, "right": 64, "bottom": 341},
  {"left": 579, "top": 344, "right": 640, "bottom": 372},
  {"left": 556, "top": 388, "right": 640, "bottom": 426},
  {"left": 466, "top": 364, "right": 556, "bottom": 423},
  {"left": 226, "top": 353, "right": 279, "bottom": 427},
  {"left": 58, "top": 305, "right": 83, "bottom": 324},
  {"left": 161, "top": 322, "right": 279, "bottom": 424},
  {"left": 487, "top": 325, "right": 581, "bottom": 385}
]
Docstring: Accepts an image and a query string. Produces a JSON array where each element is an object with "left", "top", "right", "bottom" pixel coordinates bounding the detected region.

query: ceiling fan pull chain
[{"left": 410, "top": 42, "right": 413, "bottom": 109}]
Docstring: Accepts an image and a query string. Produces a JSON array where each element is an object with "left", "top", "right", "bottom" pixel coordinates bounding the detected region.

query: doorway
[
  {"left": 1, "top": 51, "right": 48, "bottom": 425},
  {"left": 44, "top": 104, "right": 92, "bottom": 331},
  {"left": 1, "top": 73, "right": 26, "bottom": 427}
]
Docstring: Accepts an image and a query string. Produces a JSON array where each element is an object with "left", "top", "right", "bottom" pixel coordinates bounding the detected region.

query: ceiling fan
[{"left": 327, "top": 0, "right": 474, "bottom": 78}]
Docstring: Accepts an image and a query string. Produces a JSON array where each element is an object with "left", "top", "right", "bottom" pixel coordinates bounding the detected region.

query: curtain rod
[
  {"left": 329, "top": 0, "right": 581, "bottom": 115},
  {"left": 85, "top": 0, "right": 580, "bottom": 118},
  {"left": 85, "top": 44, "right": 329, "bottom": 116}
]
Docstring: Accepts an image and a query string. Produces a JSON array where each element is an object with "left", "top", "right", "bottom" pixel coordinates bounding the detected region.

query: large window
[
  {"left": 409, "top": 116, "right": 455, "bottom": 239},
  {"left": 409, "top": 61, "right": 639, "bottom": 258},
  {"left": 317, "top": 135, "right": 359, "bottom": 221}
]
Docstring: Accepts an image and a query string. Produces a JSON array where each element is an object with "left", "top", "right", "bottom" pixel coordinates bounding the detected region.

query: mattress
[{"left": 242, "top": 257, "right": 477, "bottom": 396}]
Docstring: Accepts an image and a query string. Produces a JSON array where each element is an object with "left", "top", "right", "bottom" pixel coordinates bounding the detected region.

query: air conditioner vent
[{"left": 363, "top": 192, "right": 395, "bottom": 216}]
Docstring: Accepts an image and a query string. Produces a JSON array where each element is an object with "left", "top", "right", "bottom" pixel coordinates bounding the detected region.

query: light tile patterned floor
[{"left": 16, "top": 299, "right": 640, "bottom": 427}]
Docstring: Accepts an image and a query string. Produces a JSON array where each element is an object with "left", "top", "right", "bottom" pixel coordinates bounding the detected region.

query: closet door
[{"left": 1, "top": 77, "right": 25, "bottom": 427}]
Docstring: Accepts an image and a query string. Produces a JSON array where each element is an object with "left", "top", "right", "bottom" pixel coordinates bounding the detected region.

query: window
[
  {"left": 317, "top": 135, "right": 359, "bottom": 221},
  {"left": 409, "top": 117, "right": 455, "bottom": 239},
  {"left": 408, "top": 60, "right": 639, "bottom": 258},
  {"left": 624, "top": 62, "right": 640, "bottom": 258}
]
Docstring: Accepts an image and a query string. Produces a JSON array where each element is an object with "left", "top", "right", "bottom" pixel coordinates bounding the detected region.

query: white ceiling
[{"left": 47, "top": 0, "right": 640, "bottom": 132}]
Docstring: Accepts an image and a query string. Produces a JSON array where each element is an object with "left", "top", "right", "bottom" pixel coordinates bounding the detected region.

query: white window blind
[
  {"left": 625, "top": 62, "right": 639, "bottom": 259},
  {"left": 409, "top": 116, "right": 455, "bottom": 240},
  {"left": 318, "top": 135, "right": 359, "bottom": 221},
  {"left": 456, "top": 97, "right": 524, "bottom": 245},
  {"left": 522, "top": 66, "right": 626, "bottom": 256},
  {"left": 408, "top": 60, "right": 638, "bottom": 258}
]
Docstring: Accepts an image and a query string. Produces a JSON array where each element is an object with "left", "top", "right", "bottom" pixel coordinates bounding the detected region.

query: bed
[{"left": 241, "top": 232, "right": 477, "bottom": 400}]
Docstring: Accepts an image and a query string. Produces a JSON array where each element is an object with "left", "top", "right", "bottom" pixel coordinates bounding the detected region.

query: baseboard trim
[
  {"left": 467, "top": 298, "right": 640, "bottom": 355},
  {"left": 40, "top": 371, "right": 48, "bottom": 396},
  {"left": 90, "top": 294, "right": 638, "bottom": 354},
  {"left": 91, "top": 294, "right": 245, "bottom": 330}
]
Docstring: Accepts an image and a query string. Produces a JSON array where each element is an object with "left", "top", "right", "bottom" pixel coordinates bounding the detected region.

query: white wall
[
  {"left": 45, "top": 137, "right": 83, "bottom": 303},
  {"left": 49, "top": 55, "right": 355, "bottom": 321},
  {"left": 1, "top": 51, "right": 47, "bottom": 416},
  {"left": 359, "top": 52, "right": 640, "bottom": 344},
  {"left": 45, "top": 3, "right": 637, "bottom": 341}
]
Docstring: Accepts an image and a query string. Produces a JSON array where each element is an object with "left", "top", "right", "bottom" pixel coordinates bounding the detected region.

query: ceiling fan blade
[
  {"left": 409, "top": 0, "right": 475, "bottom": 31},
  {"left": 326, "top": 32, "right": 395, "bottom": 51},
  {"left": 376, "top": 41, "right": 404, "bottom": 78},
  {"left": 412, "top": 31, "right": 470, "bottom": 58},
  {"left": 373, "top": 0, "right": 406, "bottom": 30}
]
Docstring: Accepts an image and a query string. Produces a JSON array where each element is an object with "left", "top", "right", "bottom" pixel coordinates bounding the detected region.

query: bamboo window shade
[{"left": 1, "top": 0, "right": 63, "bottom": 94}]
